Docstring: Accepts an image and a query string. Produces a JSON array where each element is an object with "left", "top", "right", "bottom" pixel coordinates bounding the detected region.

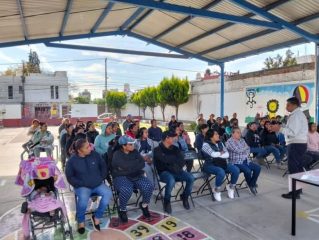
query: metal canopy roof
[{"left": 1, "top": 0, "right": 319, "bottom": 66}]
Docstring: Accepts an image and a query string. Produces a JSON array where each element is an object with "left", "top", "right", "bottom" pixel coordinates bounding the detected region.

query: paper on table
[{"left": 300, "top": 174, "right": 319, "bottom": 182}]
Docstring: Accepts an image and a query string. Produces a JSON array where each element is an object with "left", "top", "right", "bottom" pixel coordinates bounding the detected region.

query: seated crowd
[{"left": 23, "top": 111, "right": 319, "bottom": 235}]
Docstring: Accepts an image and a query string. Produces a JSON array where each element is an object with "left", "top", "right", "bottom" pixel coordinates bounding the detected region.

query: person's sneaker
[
  {"left": 180, "top": 195, "right": 190, "bottom": 210},
  {"left": 21, "top": 201, "right": 28, "bottom": 214},
  {"left": 77, "top": 226, "right": 85, "bottom": 235},
  {"left": 246, "top": 183, "right": 257, "bottom": 196},
  {"left": 226, "top": 185, "right": 235, "bottom": 199},
  {"left": 119, "top": 210, "right": 128, "bottom": 223},
  {"left": 213, "top": 188, "right": 222, "bottom": 202},
  {"left": 139, "top": 202, "right": 151, "bottom": 218},
  {"left": 163, "top": 200, "right": 172, "bottom": 214},
  {"left": 91, "top": 215, "right": 100, "bottom": 231},
  {"left": 281, "top": 191, "right": 301, "bottom": 199}
]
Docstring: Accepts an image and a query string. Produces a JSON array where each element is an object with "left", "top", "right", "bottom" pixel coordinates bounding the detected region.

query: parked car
[{"left": 97, "top": 112, "right": 114, "bottom": 123}]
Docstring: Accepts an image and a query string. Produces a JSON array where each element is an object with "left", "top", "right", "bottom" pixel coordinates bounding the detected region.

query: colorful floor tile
[{"left": 0, "top": 194, "right": 214, "bottom": 240}]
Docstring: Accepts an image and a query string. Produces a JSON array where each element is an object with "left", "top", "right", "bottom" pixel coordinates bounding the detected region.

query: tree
[
  {"left": 93, "top": 98, "right": 106, "bottom": 105},
  {"left": 74, "top": 96, "right": 90, "bottom": 104},
  {"left": 158, "top": 75, "right": 189, "bottom": 120},
  {"left": 130, "top": 92, "right": 142, "bottom": 116},
  {"left": 27, "top": 50, "right": 41, "bottom": 73},
  {"left": 106, "top": 91, "right": 127, "bottom": 116},
  {"left": 263, "top": 50, "right": 297, "bottom": 69},
  {"left": 157, "top": 84, "right": 168, "bottom": 122},
  {"left": 140, "top": 87, "right": 158, "bottom": 119}
]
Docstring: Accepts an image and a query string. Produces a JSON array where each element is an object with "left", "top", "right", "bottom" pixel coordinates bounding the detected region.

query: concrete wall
[
  {"left": 71, "top": 104, "right": 98, "bottom": 118},
  {"left": 0, "top": 104, "right": 21, "bottom": 119}
]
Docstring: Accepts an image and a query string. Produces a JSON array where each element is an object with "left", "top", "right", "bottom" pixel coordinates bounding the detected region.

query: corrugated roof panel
[
  {"left": 217, "top": 24, "right": 265, "bottom": 41},
  {"left": 23, "top": 0, "right": 65, "bottom": 16},
  {"left": 247, "top": 0, "right": 278, "bottom": 8},
  {"left": 64, "top": 10, "right": 104, "bottom": 35},
  {"left": 270, "top": 0, "right": 319, "bottom": 22},
  {"left": 97, "top": 7, "right": 139, "bottom": 32},
  {"left": 184, "top": 34, "right": 230, "bottom": 53},
  {"left": 71, "top": 0, "right": 108, "bottom": 12},
  {"left": 0, "top": 16, "right": 24, "bottom": 42},
  {"left": 212, "top": 0, "right": 250, "bottom": 16},
  {"left": 0, "top": 0, "right": 19, "bottom": 17},
  {"left": 298, "top": 18, "right": 319, "bottom": 35},
  {"left": 206, "top": 43, "right": 252, "bottom": 59},
  {"left": 166, "top": 0, "right": 213, "bottom": 9},
  {"left": 134, "top": 10, "right": 185, "bottom": 37},
  {"left": 238, "top": 29, "right": 300, "bottom": 50},
  {"left": 160, "top": 23, "right": 206, "bottom": 46},
  {"left": 26, "top": 12, "right": 63, "bottom": 39},
  {"left": 189, "top": 18, "right": 229, "bottom": 32}
]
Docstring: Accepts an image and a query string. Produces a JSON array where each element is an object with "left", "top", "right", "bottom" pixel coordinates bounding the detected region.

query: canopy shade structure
[
  {"left": 1, "top": 0, "right": 319, "bottom": 118},
  {"left": 0, "top": 0, "right": 318, "bottom": 64}
]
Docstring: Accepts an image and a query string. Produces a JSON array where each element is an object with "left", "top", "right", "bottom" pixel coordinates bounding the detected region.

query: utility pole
[
  {"left": 21, "top": 62, "right": 26, "bottom": 119},
  {"left": 104, "top": 58, "right": 108, "bottom": 96}
]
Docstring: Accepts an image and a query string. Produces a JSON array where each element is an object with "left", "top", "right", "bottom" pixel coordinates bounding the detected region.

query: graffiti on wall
[{"left": 245, "top": 82, "right": 314, "bottom": 123}]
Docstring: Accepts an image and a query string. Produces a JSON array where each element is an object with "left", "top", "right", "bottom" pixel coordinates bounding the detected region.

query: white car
[{"left": 97, "top": 112, "right": 114, "bottom": 123}]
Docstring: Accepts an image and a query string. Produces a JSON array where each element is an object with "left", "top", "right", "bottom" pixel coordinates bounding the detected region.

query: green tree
[
  {"left": 74, "top": 96, "right": 90, "bottom": 104},
  {"left": 140, "top": 87, "right": 158, "bottom": 119},
  {"left": 106, "top": 91, "right": 127, "bottom": 116},
  {"left": 130, "top": 91, "right": 142, "bottom": 116},
  {"left": 158, "top": 75, "right": 189, "bottom": 120},
  {"left": 93, "top": 98, "right": 106, "bottom": 105},
  {"left": 157, "top": 85, "right": 168, "bottom": 122},
  {"left": 263, "top": 50, "right": 297, "bottom": 69},
  {"left": 27, "top": 50, "right": 41, "bottom": 73}
]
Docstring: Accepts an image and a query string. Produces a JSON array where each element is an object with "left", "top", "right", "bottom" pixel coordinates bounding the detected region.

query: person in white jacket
[{"left": 281, "top": 97, "right": 308, "bottom": 199}]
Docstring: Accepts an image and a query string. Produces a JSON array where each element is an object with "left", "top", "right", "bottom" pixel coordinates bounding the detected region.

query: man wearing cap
[
  {"left": 281, "top": 97, "right": 308, "bottom": 199},
  {"left": 153, "top": 131, "right": 195, "bottom": 214},
  {"left": 112, "top": 135, "right": 154, "bottom": 222},
  {"left": 123, "top": 114, "right": 133, "bottom": 132}
]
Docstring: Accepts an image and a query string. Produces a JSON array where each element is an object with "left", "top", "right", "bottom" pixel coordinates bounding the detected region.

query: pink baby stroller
[{"left": 15, "top": 156, "right": 73, "bottom": 240}]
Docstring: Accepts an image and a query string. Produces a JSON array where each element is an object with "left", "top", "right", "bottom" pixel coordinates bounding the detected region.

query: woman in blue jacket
[{"left": 94, "top": 122, "right": 115, "bottom": 156}]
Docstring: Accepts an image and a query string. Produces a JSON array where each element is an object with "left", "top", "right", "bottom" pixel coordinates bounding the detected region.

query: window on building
[
  {"left": 50, "top": 86, "right": 54, "bottom": 99},
  {"left": 19, "top": 86, "right": 23, "bottom": 94},
  {"left": 55, "top": 86, "right": 59, "bottom": 99},
  {"left": 8, "top": 86, "right": 13, "bottom": 99}
]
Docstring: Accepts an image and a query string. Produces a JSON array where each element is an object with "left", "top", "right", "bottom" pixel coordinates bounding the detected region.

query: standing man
[
  {"left": 281, "top": 97, "right": 308, "bottom": 199},
  {"left": 123, "top": 114, "right": 133, "bottom": 132}
]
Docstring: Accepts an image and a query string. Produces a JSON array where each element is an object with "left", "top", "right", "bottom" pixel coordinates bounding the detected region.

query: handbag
[{"left": 211, "top": 157, "right": 228, "bottom": 170}]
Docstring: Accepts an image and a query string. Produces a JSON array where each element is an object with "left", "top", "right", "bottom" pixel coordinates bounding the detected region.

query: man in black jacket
[
  {"left": 153, "top": 131, "right": 195, "bottom": 214},
  {"left": 245, "top": 122, "right": 268, "bottom": 160}
]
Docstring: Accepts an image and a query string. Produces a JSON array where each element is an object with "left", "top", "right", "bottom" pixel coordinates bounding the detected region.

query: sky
[{"left": 0, "top": 36, "right": 315, "bottom": 99}]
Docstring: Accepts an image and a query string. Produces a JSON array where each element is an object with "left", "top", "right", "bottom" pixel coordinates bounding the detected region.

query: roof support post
[
  {"left": 16, "top": 0, "right": 28, "bottom": 40},
  {"left": 120, "top": 8, "right": 145, "bottom": 30},
  {"left": 316, "top": 44, "right": 319, "bottom": 122},
  {"left": 230, "top": 0, "right": 319, "bottom": 43},
  {"left": 220, "top": 63, "right": 225, "bottom": 118},
  {"left": 109, "top": 0, "right": 282, "bottom": 29}
]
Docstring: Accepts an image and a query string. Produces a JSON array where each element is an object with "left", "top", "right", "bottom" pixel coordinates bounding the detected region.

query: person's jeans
[
  {"left": 113, "top": 176, "right": 154, "bottom": 211},
  {"left": 33, "top": 146, "right": 53, "bottom": 158},
  {"left": 74, "top": 183, "right": 112, "bottom": 223},
  {"left": 203, "top": 163, "right": 240, "bottom": 188},
  {"left": 235, "top": 161, "right": 261, "bottom": 188},
  {"left": 264, "top": 145, "right": 281, "bottom": 163},
  {"left": 159, "top": 171, "right": 195, "bottom": 201},
  {"left": 276, "top": 145, "right": 286, "bottom": 159},
  {"left": 250, "top": 147, "right": 268, "bottom": 159}
]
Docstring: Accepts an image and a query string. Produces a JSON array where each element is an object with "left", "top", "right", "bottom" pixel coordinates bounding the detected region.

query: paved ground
[{"left": 0, "top": 127, "right": 318, "bottom": 239}]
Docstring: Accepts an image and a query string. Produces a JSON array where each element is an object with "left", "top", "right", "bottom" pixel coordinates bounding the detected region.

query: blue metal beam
[
  {"left": 44, "top": 42, "right": 188, "bottom": 59},
  {"left": 231, "top": 0, "right": 319, "bottom": 43},
  {"left": 91, "top": 2, "right": 114, "bottom": 33},
  {"left": 16, "top": 0, "right": 28, "bottom": 40},
  {"left": 199, "top": 12, "right": 319, "bottom": 55},
  {"left": 109, "top": 0, "right": 282, "bottom": 30},
  {"left": 219, "top": 38, "right": 308, "bottom": 62},
  {"left": 220, "top": 63, "right": 225, "bottom": 118},
  {"left": 126, "top": 31, "right": 222, "bottom": 65},
  {"left": 120, "top": 8, "right": 145, "bottom": 30},
  {"left": 176, "top": 0, "right": 290, "bottom": 49},
  {"left": 60, "top": 0, "right": 74, "bottom": 37},
  {"left": 0, "top": 30, "right": 125, "bottom": 49},
  {"left": 153, "top": 0, "right": 223, "bottom": 40}
]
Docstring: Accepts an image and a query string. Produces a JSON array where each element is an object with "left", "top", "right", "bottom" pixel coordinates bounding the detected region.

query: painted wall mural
[{"left": 245, "top": 82, "right": 315, "bottom": 123}]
